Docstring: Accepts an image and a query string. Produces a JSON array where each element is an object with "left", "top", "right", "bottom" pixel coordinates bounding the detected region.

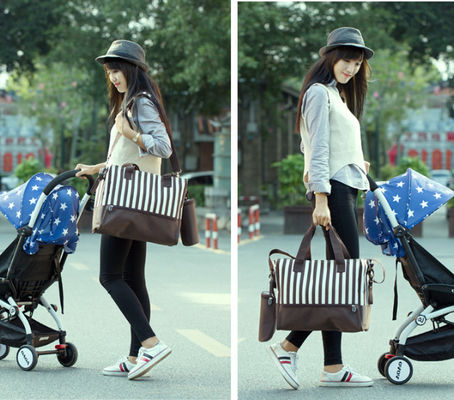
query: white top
[
  {"left": 299, "top": 82, "right": 368, "bottom": 194},
  {"left": 107, "top": 125, "right": 162, "bottom": 175}
]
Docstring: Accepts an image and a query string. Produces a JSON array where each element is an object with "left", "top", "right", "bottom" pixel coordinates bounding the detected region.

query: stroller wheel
[
  {"left": 0, "top": 344, "right": 10, "bottom": 360},
  {"left": 57, "top": 342, "right": 78, "bottom": 367},
  {"left": 16, "top": 345, "right": 38, "bottom": 371},
  {"left": 377, "top": 353, "right": 393, "bottom": 377},
  {"left": 385, "top": 356, "right": 413, "bottom": 385}
]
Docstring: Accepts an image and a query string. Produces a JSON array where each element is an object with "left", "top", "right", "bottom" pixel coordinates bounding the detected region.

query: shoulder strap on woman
[{"left": 127, "top": 91, "right": 182, "bottom": 174}]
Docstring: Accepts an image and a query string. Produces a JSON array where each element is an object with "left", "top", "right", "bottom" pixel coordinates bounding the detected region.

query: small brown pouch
[
  {"left": 258, "top": 291, "right": 276, "bottom": 342},
  {"left": 180, "top": 198, "right": 199, "bottom": 246}
]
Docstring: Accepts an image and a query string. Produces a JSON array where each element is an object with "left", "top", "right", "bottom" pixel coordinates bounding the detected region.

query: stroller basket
[
  {"left": 403, "top": 324, "right": 454, "bottom": 362},
  {"left": 0, "top": 316, "right": 61, "bottom": 348}
]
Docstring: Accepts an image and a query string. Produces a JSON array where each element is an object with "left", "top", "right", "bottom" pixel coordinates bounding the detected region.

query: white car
[
  {"left": 430, "top": 169, "right": 453, "bottom": 188},
  {"left": 0, "top": 175, "right": 21, "bottom": 191}
]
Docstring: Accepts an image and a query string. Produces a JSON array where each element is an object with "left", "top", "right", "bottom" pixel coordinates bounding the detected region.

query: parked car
[
  {"left": 181, "top": 171, "right": 214, "bottom": 186},
  {"left": 430, "top": 169, "right": 453, "bottom": 188},
  {"left": 0, "top": 175, "right": 21, "bottom": 191}
]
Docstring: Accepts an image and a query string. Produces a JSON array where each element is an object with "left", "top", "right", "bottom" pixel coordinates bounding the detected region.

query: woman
[
  {"left": 76, "top": 40, "right": 172, "bottom": 380},
  {"left": 268, "top": 27, "right": 374, "bottom": 389}
]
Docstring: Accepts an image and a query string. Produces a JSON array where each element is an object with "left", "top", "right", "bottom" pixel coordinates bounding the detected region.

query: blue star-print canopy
[
  {"left": 0, "top": 173, "right": 80, "bottom": 255},
  {"left": 364, "top": 169, "right": 454, "bottom": 256}
]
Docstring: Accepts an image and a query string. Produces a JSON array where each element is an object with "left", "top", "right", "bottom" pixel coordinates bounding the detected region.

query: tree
[
  {"left": 0, "top": 0, "right": 67, "bottom": 74},
  {"left": 4, "top": 0, "right": 229, "bottom": 170}
]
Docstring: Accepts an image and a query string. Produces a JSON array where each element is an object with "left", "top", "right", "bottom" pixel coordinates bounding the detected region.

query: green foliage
[
  {"left": 14, "top": 158, "right": 45, "bottom": 182},
  {"left": 187, "top": 185, "right": 207, "bottom": 208},
  {"left": 4, "top": 0, "right": 229, "bottom": 174},
  {"left": 447, "top": 197, "right": 454, "bottom": 209},
  {"left": 272, "top": 154, "right": 309, "bottom": 207},
  {"left": 395, "top": 157, "right": 430, "bottom": 177},
  {"left": 380, "top": 164, "right": 397, "bottom": 181}
]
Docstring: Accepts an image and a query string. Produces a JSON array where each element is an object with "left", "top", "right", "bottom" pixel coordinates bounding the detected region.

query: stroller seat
[{"left": 398, "top": 233, "right": 454, "bottom": 309}]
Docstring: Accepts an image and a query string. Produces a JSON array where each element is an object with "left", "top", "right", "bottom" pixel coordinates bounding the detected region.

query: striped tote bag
[
  {"left": 92, "top": 163, "right": 187, "bottom": 245},
  {"left": 268, "top": 225, "right": 381, "bottom": 333}
]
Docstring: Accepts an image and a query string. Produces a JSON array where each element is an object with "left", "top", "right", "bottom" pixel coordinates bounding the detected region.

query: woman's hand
[
  {"left": 115, "top": 111, "right": 133, "bottom": 138},
  {"left": 364, "top": 160, "right": 370, "bottom": 174},
  {"left": 75, "top": 163, "right": 105, "bottom": 178},
  {"left": 312, "top": 193, "right": 331, "bottom": 230}
]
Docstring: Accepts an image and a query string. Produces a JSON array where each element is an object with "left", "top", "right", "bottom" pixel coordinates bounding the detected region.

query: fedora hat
[
  {"left": 96, "top": 40, "right": 150, "bottom": 71},
  {"left": 319, "top": 27, "right": 374, "bottom": 59}
]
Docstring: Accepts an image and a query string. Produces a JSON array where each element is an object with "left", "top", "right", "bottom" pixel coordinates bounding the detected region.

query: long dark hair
[
  {"left": 103, "top": 59, "right": 172, "bottom": 138},
  {"left": 295, "top": 46, "right": 371, "bottom": 132}
]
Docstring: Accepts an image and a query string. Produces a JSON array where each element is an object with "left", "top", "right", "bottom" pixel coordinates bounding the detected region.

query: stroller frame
[
  {"left": 0, "top": 170, "right": 93, "bottom": 371},
  {"left": 369, "top": 176, "right": 454, "bottom": 385}
]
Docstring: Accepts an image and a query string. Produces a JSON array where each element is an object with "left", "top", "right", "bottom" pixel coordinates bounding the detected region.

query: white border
[{"left": 230, "top": 1, "right": 238, "bottom": 399}]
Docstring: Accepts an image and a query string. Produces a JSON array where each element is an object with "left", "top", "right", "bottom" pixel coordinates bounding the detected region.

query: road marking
[
  {"left": 179, "top": 292, "right": 230, "bottom": 306},
  {"left": 238, "top": 235, "right": 264, "bottom": 246},
  {"left": 69, "top": 261, "right": 89, "bottom": 270},
  {"left": 176, "top": 329, "right": 230, "bottom": 357},
  {"left": 192, "top": 243, "right": 230, "bottom": 255}
]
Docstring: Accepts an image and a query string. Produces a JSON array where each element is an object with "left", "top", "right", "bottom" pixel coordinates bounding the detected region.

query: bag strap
[
  {"left": 393, "top": 259, "right": 399, "bottom": 320},
  {"left": 126, "top": 91, "right": 182, "bottom": 174},
  {"left": 294, "top": 224, "right": 349, "bottom": 272},
  {"left": 268, "top": 248, "right": 295, "bottom": 273}
]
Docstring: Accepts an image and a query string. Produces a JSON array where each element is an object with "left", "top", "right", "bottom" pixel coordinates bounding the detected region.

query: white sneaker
[
  {"left": 128, "top": 342, "right": 171, "bottom": 380},
  {"left": 319, "top": 365, "right": 373, "bottom": 387},
  {"left": 103, "top": 357, "right": 136, "bottom": 376},
  {"left": 267, "top": 342, "right": 299, "bottom": 389}
]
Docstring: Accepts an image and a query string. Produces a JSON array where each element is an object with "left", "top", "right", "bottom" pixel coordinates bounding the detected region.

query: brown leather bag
[{"left": 260, "top": 224, "right": 383, "bottom": 338}]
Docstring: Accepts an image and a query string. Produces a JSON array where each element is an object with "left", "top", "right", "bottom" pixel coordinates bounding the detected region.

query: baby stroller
[
  {"left": 0, "top": 170, "right": 93, "bottom": 371},
  {"left": 364, "top": 169, "right": 454, "bottom": 385}
]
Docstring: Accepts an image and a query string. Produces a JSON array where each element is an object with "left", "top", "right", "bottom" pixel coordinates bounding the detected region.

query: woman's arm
[
  {"left": 303, "top": 85, "right": 332, "bottom": 229},
  {"left": 303, "top": 84, "right": 331, "bottom": 195},
  {"left": 135, "top": 97, "right": 172, "bottom": 159},
  {"left": 75, "top": 162, "right": 106, "bottom": 177}
]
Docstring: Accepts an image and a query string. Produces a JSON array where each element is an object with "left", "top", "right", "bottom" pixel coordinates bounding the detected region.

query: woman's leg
[
  {"left": 122, "top": 239, "right": 155, "bottom": 357},
  {"left": 321, "top": 180, "right": 359, "bottom": 369},
  {"left": 99, "top": 234, "right": 155, "bottom": 358}
]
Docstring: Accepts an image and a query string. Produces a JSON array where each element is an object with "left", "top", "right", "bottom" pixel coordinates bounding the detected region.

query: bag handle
[
  {"left": 293, "top": 224, "right": 350, "bottom": 273},
  {"left": 126, "top": 91, "right": 182, "bottom": 175}
]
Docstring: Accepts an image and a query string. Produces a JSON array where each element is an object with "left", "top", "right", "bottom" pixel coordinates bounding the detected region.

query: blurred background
[
  {"left": 0, "top": 0, "right": 230, "bottom": 216},
  {"left": 238, "top": 2, "right": 454, "bottom": 215}
]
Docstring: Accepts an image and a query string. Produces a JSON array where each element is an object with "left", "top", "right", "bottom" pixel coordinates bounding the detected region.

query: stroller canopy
[
  {"left": 364, "top": 168, "right": 454, "bottom": 256},
  {"left": 0, "top": 173, "right": 80, "bottom": 255}
]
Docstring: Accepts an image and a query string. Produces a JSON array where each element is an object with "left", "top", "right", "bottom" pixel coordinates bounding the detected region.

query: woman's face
[
  {"left": 333, "top": 57, "right": 362, "bottom": 84},
  {"left": 107, "top": 68, "right": 127, "bottom": 93}
]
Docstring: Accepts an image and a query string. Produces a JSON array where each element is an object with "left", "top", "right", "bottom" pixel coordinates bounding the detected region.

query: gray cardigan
[{"left": 130, "top": 96, "right": 172, "bottom": 159}]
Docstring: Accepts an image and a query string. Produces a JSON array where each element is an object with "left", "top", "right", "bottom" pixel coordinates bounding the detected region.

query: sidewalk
[{"left": 258, "top": 204, "right": 451, "bottom": 239}]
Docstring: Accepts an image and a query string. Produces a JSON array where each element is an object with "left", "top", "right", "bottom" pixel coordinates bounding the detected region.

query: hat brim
[
  {"left": 319, "top": 43, "right": 374, "bottom": 59},
  {"left": 95, "top": 54, "right": 149, "bottom": 71}
]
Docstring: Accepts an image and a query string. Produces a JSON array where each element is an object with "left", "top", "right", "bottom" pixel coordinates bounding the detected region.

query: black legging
[
  {"left": 99, "top": 234, "right": 155, "bottom": 357},
  {"left": 286, "top": 180, "right": 359, "bottom": 366}
]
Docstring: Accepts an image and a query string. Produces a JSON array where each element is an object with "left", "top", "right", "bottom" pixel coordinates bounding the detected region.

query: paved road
[
  {"left": 239, "top": 206, "right": 454, "bottom": 399},
  {"left": 0, "top": 220, "right": 230, "bottom": 400}
]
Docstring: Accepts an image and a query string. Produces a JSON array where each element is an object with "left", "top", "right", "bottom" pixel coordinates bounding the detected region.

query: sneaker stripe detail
[
  {"left": 346, "top": 372, "right": 353, "bottom": 382},
  {"left": 341, "top": 371, "right": 349, "bottom": 382},
  {"left": 280, "top": 361, "right": 291, "bottom": 365},
  {"left": 278, "top": 356, "right": 291, "bottom": 361},
  {"left": 119, "top": 363, "right": 125, "bottom": 372}
]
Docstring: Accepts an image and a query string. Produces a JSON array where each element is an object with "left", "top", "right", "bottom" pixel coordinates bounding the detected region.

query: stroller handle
[
  {"left": 367, "top": 174, "right": 379, "bottom": 192},
  {"left": 43, "top": 170, "right": 94, "bottom": 195}
]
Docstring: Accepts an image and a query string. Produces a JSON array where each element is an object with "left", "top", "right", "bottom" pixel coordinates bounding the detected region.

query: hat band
[
  {"left": 328, "top": 40, "right": 365, "bottom": 47},
  {"left": 105, "top": 50, "right": 144, "bottom": 64}
]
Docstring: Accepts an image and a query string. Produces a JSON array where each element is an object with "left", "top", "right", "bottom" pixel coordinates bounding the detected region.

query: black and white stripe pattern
[
  {"left": 275, "top": 259, "right": 371, "bottom": 306},
  {"left": 100, "top": 165, "right": 187, "bottom": 220}
]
